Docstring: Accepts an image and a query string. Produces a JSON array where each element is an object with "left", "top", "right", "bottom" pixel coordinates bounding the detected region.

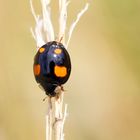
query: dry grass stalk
[{"left": 30, "top": 0, "right": 89, "bottom": 140}]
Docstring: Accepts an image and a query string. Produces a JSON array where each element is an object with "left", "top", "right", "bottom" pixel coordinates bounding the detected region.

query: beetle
[{"left": 33, "top": 41, "right": 71, "bottom": 97}]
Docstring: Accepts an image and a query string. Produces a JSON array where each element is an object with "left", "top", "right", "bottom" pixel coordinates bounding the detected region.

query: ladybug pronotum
[{"left": 33, "top": 41, "right": 71, "bottom": 97}]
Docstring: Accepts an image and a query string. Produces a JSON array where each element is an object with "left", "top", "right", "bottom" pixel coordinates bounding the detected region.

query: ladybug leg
[
  {"left": 60, "top": 86, "right": 67, "bottom": 92},
  {"left": 54, "top": 85, "right": 65, "bottom": 99},
  {"left": 59, "top": 36, "right": 63, "bottom": 43},
  {"left": 43, "top": 96, "right": 48, "bottom": 102},
  {"left": 55, "top": 36, "right": 63, "bottom": 43},
  {"left": 43, "top": 95, "right": 53, "bottom": 101},
  {"left": 54, "top": 86, "right": 62, "bottom": 99},
  {"left": 60, "top": 85, "right": 64, "bottom": 91}
]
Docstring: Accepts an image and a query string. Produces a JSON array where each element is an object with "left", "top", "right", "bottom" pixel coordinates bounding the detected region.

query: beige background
[{"left": 0, "top": 0, "right": 140, "bottom": 140}]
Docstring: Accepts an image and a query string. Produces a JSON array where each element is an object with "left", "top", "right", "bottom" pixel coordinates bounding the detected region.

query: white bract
[{"left": 30, "top": 0, "right": 89, "bottom": 48}]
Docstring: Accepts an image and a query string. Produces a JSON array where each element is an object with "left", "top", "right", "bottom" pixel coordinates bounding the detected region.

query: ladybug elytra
[{"left": 33, "top": 41, "right": 71, "bottom": 97}]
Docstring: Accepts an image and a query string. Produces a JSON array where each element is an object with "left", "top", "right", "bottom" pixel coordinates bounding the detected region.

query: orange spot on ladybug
[
  {"left": 54, "top": 48, "right": 62, "bottom": 54},
  {"left": 54, "top": 66, "right": 67, "bottom": 77},
  {"left": 39, "top": 48, "right": 45, "bottom": 53},
  {"left": 34, "top": 64, "right": 41, "bottom": 76}
]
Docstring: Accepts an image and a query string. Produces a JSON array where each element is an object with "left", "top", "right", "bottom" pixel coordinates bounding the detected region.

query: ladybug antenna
[
  {"left": 55, "top": 36, "right": 63, "bottom": 44},
  {"left": 59, "top": 36, "right": 63, "bottom": 43}
]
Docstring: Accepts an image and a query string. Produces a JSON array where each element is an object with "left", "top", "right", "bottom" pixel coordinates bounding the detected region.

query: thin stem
[
  {"left": 46, "top": 115, "right": 49, "bottom": 140},
  {"left": 54, "top": 92, "right": 66, "bottom": 140},
  {"left": 59, "top": 0, "right": 70, "bottom": 44},
  {"left": 61, "top": 104, "right": 67, "bottom": 140},
  {"left": 66, "top": 3, "right": 89, "bottom": 47},
  {"left": 30, "top": 1, "right": 89, "bottom": 140},
  {"left": 46, "top": 97, "right": 52, "bottom": 140},
  {"left": 45, "top": 92, "right": 66, "bottom": 140}
]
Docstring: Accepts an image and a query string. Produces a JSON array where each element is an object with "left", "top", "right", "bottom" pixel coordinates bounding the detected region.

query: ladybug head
[{"left": 41, "top": 83, "right": 57, "bottom": 97}]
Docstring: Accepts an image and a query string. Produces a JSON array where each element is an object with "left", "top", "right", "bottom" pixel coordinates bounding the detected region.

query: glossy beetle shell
[{"left": 33, "top": 41, "right": 71, "bottom": 97}]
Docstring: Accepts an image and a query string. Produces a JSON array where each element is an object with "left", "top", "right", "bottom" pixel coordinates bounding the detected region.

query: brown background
[{"left": 0, "top": 0, "right": 140, "bottom": 140}]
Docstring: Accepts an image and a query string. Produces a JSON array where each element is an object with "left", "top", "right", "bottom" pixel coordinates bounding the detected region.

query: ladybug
[{"left": 33, "top": 41, "right": 71, "bottom": 97}]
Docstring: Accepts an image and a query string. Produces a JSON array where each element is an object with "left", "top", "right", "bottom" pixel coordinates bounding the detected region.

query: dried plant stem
[
  {"left": 54, "top": 92, "right": 67, "bottom": 140},
  {"left": 66, "top": 3, "right": 89, "bottom": 47},
  {"left": 59, "top": 0, "right": 70, "bottom": 44},
  {"left": 30, "top": 0, "right": 89, "bottom": 140},
  {"left": 46, "top": 97, "right": 52, "bottom": 140},
  {"left": 45, "top": 92, "right": 67, "bottom": 140}
]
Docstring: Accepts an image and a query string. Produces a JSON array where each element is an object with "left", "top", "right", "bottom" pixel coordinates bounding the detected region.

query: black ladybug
[{"left": 33, "top": 41, "right": 71, "bottom": 97}]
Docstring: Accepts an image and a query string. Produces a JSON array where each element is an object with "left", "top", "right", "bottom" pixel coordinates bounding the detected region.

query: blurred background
[{"left": 0, "top": 0, "right": 140, "bottom": 140}]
